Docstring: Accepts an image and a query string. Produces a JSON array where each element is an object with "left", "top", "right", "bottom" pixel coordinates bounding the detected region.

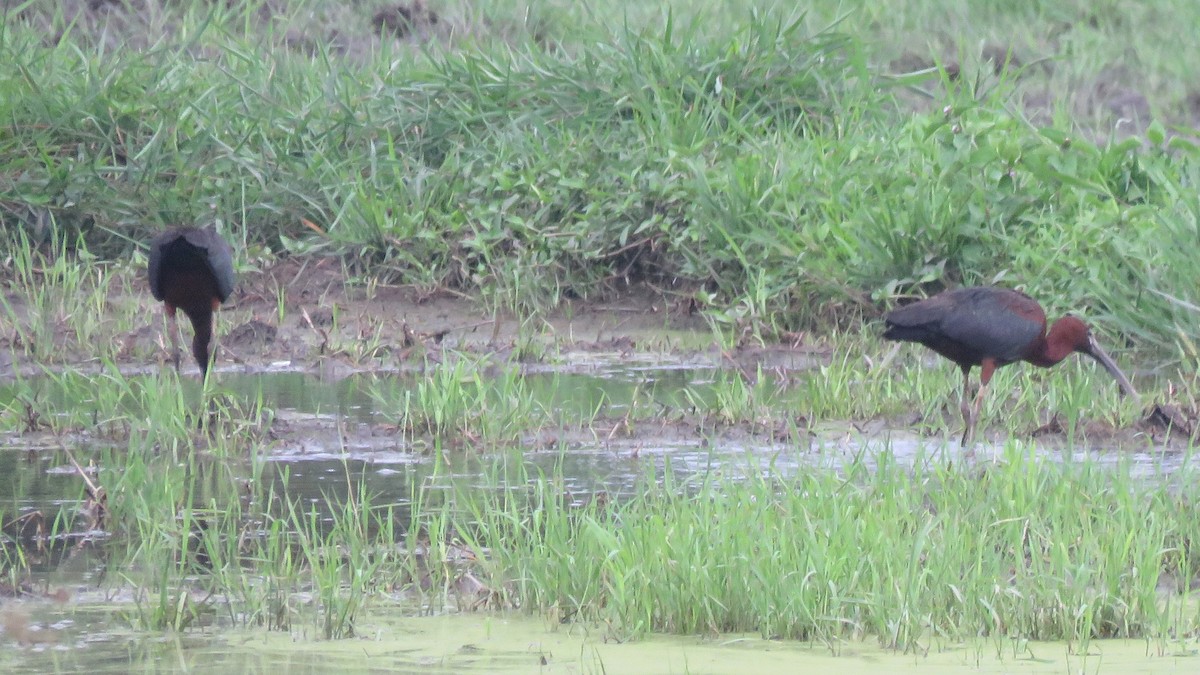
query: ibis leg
[
  {"left": 963, "top": 359, "right": 998, "bottom": 450},
  {"left": 959, "top": 367, "right": 974, "bottom": 446},
  {"left": 963, "top": 381, "right": 990, "bottom": 448}
]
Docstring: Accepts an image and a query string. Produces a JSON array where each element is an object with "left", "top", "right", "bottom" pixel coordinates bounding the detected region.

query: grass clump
[
  {"left": 0, "top": 231, "right": 133, "bottom": 365},
  {"left": 461, "top": 449, "right": 1200, "bottom": 649},
  {"left": 368, "top": 357, "right": 543, "bottom": 445}
]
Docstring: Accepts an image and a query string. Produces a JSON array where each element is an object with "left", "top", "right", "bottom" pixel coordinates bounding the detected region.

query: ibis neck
[
  {"left": 184, "top": 309, "right": 214, "bottom": 377},
  {"left": 1026, "top": 326, "right": 1078, "bottom": 367}
]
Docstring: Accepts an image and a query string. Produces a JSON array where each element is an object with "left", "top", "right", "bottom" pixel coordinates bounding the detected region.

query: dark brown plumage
[
  {"left": 147, "top": 225, "right": 235, "bottom": 380},
  {"left": 884, "top": 286, "right": 1138, "bottom": 445}
]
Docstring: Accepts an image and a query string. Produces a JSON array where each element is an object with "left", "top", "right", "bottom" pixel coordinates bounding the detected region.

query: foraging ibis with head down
[
  {"left": 147, "top": 225, "right": 235, "bottom": 380},
  {"left": 883, "top": 286, "right": 1138, "bottom": 445}
]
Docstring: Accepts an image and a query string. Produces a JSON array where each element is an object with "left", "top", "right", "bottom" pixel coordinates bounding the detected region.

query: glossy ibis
[
  {"left": 147, "top": 225, "right": 235, "bottom": 380},
  {"left": 883, "top": 286, "right": 1138, "bottom": 445}
]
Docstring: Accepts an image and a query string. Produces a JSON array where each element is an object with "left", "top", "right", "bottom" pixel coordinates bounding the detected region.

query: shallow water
[
  {"left": 0, "top": 364, "right": 1191, "bottom": 569},
  {"left": 228, "top": 366, "right": 1190, "bottom": 480},
  {"left": 0, "top": 362, "right": 1194, "bottom": 669}
]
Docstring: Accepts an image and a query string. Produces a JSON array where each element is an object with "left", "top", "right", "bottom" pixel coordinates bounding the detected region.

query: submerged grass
[
  {"left": 0, "top": 330, "right": 1146, "bottom": 448},
  {"left": 111, "top": 442, "right": 401, "bottom": 638},
  {"left": 103, "top": 435, "right": 1200, "bottom": 650}
]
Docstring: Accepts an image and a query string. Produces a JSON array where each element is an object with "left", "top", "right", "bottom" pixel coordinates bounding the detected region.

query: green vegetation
[
  {"left": 468, "top": 450, "right": 1200, "bottom": 650},
  {"left": 3, "top": 0, "right": 1200, "bottom": 668},
  {"left": 0, "top": 354, "right": 1180, "bottom": 649},
  {"left": 21, "top": 408, "right": 1200, "bottom": 652},
  {"left": 2, "top": 0, "right": 1199, "bottom": 357}
]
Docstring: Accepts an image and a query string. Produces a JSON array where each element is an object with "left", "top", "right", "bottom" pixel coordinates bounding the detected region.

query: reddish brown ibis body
[
  {"left": 147, "top": 225, "right": 235, "bottom": 380},
  {"left": 883, "top": 286, "right": 1138, "bottom": 445}
]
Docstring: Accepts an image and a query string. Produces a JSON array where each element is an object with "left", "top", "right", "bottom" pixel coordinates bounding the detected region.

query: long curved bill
[{"left": 1085, "top": 334, "right": 1139, "bottom": 401}]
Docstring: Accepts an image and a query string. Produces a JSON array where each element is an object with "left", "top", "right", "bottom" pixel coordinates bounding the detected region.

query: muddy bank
[
  {"left": 2, "top": 256, "right": 1195, "bottom": 451},
  {"left": 1, "top": 256, "right": 827, "bottom": 377}
]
